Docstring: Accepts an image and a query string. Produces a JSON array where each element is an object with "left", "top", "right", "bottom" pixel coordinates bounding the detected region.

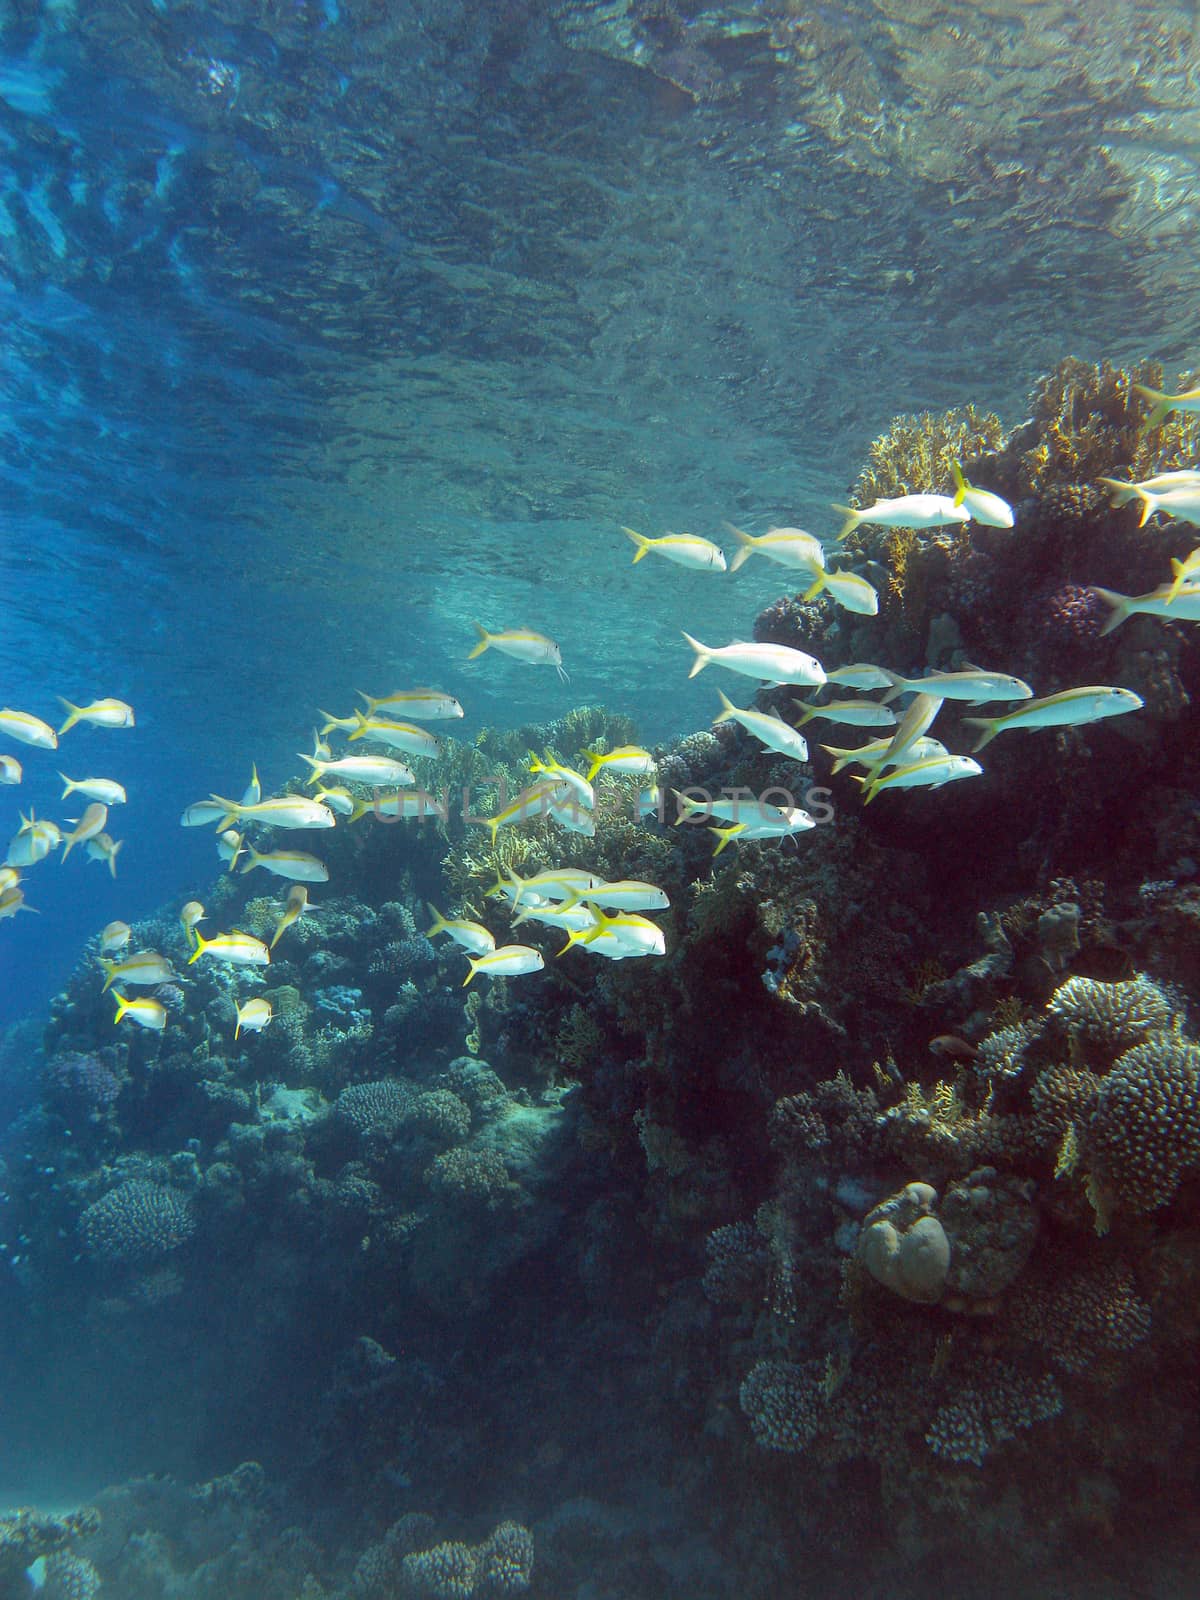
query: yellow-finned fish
[
  {"left": 211, "top": 794, "right": 336, "bottom": 830},
  {"left": 426, "top": 904, "right": 496, "bottom": 956},
  {"left": 868, "top": 693, "right": 944, "bottom": 773},
  {"left": 860, "top": 754, "right": 983, "bottom": 803},
  {"left": 299, "top": 752, "right": 414, "bottom": 789},
  {"left": 681, "top": 633, "right": 826, "bottom": 687},
  {"left": 356, "top": 688, "right": 464, "bottom": 721},
  {"left": 0, "top": 866, "right": 20, "bottom": 895},
  {"left": 462, "top": 944, "right": 545, "bottom": 986},
  {"left": 581, "top": 745, "right": 656, "bottom": 782},
  {"left": 803, "top": 567, "right": 879, "bottom": 616},
  {"left": 709, "top": 807, "right": 816, "bottom": 855},
  {"left": 879, "top": 667, "right": 1032, "bottom": 705},
  {"left": 180, "top": 901, "right": 206, "bottom": 948},
  {"left": 621, "top": 526, "right": 727, "bottom": 572},
  {"left": 234, "top": 998, "right": 273, "bottom": 1040},
  {"left": 560, "top": 909, "right": 666, "bottom": 960},
  {"left": 528, "top": 754, "right": 594, "bottom": 808},
  {"left": 1166, "top": 548, "right": 1200, "bottom": 602},
  {"left": 188, "top": 930, "right": 271, "bottom": 967},
  {"left": 59, "top": 774, "right": 127, "bottom": 806},
  {"left": 1099, "top": 479, "right": 1200, "bottom": 529},
  {"left": 492, "top": 867, "right": 603, "bottom": 906},
  {"left": 833, "top": 495, "right": 968, "bottom": 541},
  {"left": 346, "top": 715, "right": 441, "bottom": 759},
  {"left": 99, "top": 919, "right": 131, "bottom": 953},
  {"left": 820, "top": 735, "right": 948, "bottom": 776},
  {"left": 950, "top": 462, "right": 1014, "bottom": 528},
  {"left": 217, "top": 829, "right": 244, "bottom": 871},
  {"left": 6, "top": 813, "right": 62, "bottom": 867},
  {"left": 1134, "top": 382, "right": 1200, "bottom": 434},
  {"left": 479, "top": 781, "right": 562, "bottom": 843},
  {"left": 469, "top": 623, "right": 567, "bottom": 681},
  {"left": 512, "top": 900, "right": 599, "bottom": 935},
  {"left": 348, "top": 790, "right": 447, "bottom": 824},
  {"left": 0, "top": 886, "right": 35, "bottom": 920},
  {"left": 271, "top": 884, "right": 312, "bottom": 949},
  {"left": 546, "top": 791, "right": 595, "bottom": 836},
  {"left": 1100, "top": 470, "right": 1200, "bottom": 508},
  {"left": 99, "top": 949, "right": 175, "bottom": 992},
  {"left": 0, "top": 754, "right": 21, "bottom": 784},
  {"left": 563, "top": 878, "right": 670, "bottom": 912},
  {"left": 239, "top": 844, "right": 330, "bottom": 883},
  {"left": 61, "top": 802, "right": 108, "bottom": 861},
  {"left": 724, "top": 523, "right": 825, "bottom": 575},
  {"left": 0, "top": 709, "right": 57, "bottom": 750},
  {"left": 963, "top": 687, "right": 1144, "bottom": 752},
  {"left": 58, "top": 696, "right": 135, "bottom": 733},
  {"left": 181, "top": 799, "right": 228, "bottom": 827},
  {"left": 242, "top": 764, "right": 262, "bottom": 805},
  {"left": 84, "top": 832, "right": 123, "bottom": 878},
  {"left": 791, "top": 698, "right": 896, "bottom": 729},
  {"left": 824, "top": 663, "right": 893, "bottom": 690},
  {"left": 713, "top": 690, "right": 809, "bottom": 761},
  {"left": 1088, "top": 581, "right": 1200, "bottom": 635},
  {"left": 313, "top": 785, "right": 356, "bottom": 817},
  {"left": 113, "top": 994, "right": 167, "bottom": 1032}
]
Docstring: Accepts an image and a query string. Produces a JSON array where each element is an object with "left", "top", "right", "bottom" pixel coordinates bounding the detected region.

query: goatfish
[
  {"left": 725, "top": 523, "right": 825, "bottom": 575},
  {"left": 713, "top": 690, "right": 809, "bottom": 762},
  {"left": 682, "top": 633, "right": 826, "bottom": 687},
  {"left": 528, "top": 754, "right": 594, "bottom": 808},
  {"left": 860, "top": 755, "right": 983, "bottom": 803},
  {"left": 492, "top": 866, "right": 604, "bottom": 906},
  {"left": 349, "top": 790, "right": 447, "bottom": 824},
  {"left": 462, "top": 944, "right": 545, "bottom": 986},
  {"left": 234, "top": 998, "right": 273, "bottom": 1040},
  {"left": 824, "top": 663, "right": 893, "bottom": 691},
  {"left": 99, "top": 920, "right": 131, "bottom": 953},
  {"left": 313, "top": 785, "right": 355, "bottom": 817},
  {"left": 188, "top": 929, "right": 271, "bottom": 967},
  {"left": 621, "top": 526, "right": 727, "bottom": 571},
  {"left": 181, "top": 800, "right": 228, "bottom": 827},
  {"left": 561, "top": 909, "right": 666, "bottom": 960},
  {"left": 84, "top": 832, "right": 123, "bottom": 878},
  {"left": 0, "top": 886, "right": 34, "bottom": 919},
  {"left": 792, "top": 698, "right": 896, "bottom": 729},
  {"left": 672, "top": 792, "right": 795, "bottom": 828},
  {"left": 563, "top": 879, "right": 670, "bottom": 912},
  {"left": 868, "top": 693, "right": 945, "bottom": 773},
  {"left": 211, "top": 794, "right": 336, "bottom": 830},
  {"left": 58, "top": 696, "right": 134, "bottom": 733},
  {"left": 821, "top": 735, "right": 948, "bottom": 776},
  {"left": 180, "top": 901, "right": 206, "bottom": 948},
  {"left": 239, "top": 845, "right": 329, "bottom": 883},
  {"left": 5, "top": 815, "right": 61, "bottom": 867},
  {"left": 300, "top": 752, "right": 414, "bottom": 788},
  {"left": 1167, "top": 548, "right": 1200, "bottom": 602},
  {"left": 963, "top": 687, "right": 1144, "bottom": 752},
  {"left": 833, "top": 495, "right": 968, "bottom": 541},
  {"left": 113, "top": 994, "right": 167, "bottom": 1032},
  {"left": 271, "top": 885, "right": 312, "bottom": 949},
  {"left": 513, "top": 900, "right": 599, "bottom": 935},
  {"left": 99, "top": 949, "right": 174, "bottom": 992},
  {"left": 426, "top": 904, "right": 496, "bottom": 956},
  {"left": 479, "top": 781, "right": 563, "bottom": 842},
  {"left": 1134, "top": 382, "right": 1200, "bottom": 434},
  {"left": 546, "top": 792, "right": 595, "bottom": 836},
  {"left": 582, "top": 745, "right": 655, "bottom": 781},
  {"left": 320, "top": 710, "right": 442, "bottom": 759},
  {"left": 61, "top": 802, "right": 108, "bottom": 861},
  {"left": 710, "top": 807, "right": 816, "bottom": 855},
  {"left": 242, "top": 765, "right": 262, "bottom": 806},
  {"left": 879, "top": 667, "right": 1032, "bottom": 705},
  {"left": 59, "top": 774, "right": 126, "bottom": 806},
  {"left": 356, "top": 688, "right": 464, "bottom": 721},
  {"left": 638, "top": 785, "right": 664, "bottom": 819},
  {"left": 469, "top": 623, "right": 567, "bottom": 681},
  {"left": 1099, "top": 479, "right": 1200, "bottom": 529},
  {"left": 1100, "top": 470, "right": 1200, "bottom": 508},
  {"left": 1088, "top": 581, "right": 1200, "bottom": 635},
  {"left": 0, "top": 709, "right": 57, "bottom": 750},
  {"left": 0, "top": 754, "right": 21, "bottom": 783},
  {"left": 950, "top": 463, "right": 1014, "bottom": 528},
  {"left": 802, "top": 567, "right": 879, "bottom": 616},
  {"left": 217, "top": 830, "right": 244, "bottom": 870}
]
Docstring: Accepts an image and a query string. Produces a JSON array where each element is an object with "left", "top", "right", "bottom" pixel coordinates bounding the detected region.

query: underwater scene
[{"left": 7, "top": 0, "right": 1200, "bottom": 1596}]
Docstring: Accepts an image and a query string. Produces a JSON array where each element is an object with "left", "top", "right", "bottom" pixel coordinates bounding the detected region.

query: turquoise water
[{"left": 3, "top": 3, "right": 1200, "bottom": 1597}]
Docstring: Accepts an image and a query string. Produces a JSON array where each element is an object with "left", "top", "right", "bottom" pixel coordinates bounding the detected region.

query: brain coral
[
  {"left": 1086, "top": 1029, "right": 1200, "bottom": 1213},
  {"left": 858, "top": 1183, "right": 950, "bottom": 1304},
  {"left": 78, "top": 1178, "right": 196, "bottom": 1265},
  {"left": 739, "top": 1358, "right": 823, "bottom": 1452}
]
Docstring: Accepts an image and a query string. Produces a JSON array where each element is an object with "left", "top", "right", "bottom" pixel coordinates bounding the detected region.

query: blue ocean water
[{"left": 3, "top": 2, "right": 1200, "bottom": 1596}]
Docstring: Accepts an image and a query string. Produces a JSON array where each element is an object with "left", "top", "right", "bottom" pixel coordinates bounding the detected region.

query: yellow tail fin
[
  {"left": 681, "top": 631, "right": 710, "bottom": 679},
  {"left": 831, "top": 503, "right": 860, "bottom": 542},
  {"left": 1134, "top": 384, "right": 1172, "bottom": 434},
  {"left": 713, "top": 690, "right": 737, "bottom": 725},
  {"left": 802, "top": 572, "right": 826, "bottom": 603},
  {"left": 188, "top": 933, "right": 209, "bottom": 966},
  {"left": 113, "top": 993, "right": 133, "bottom": 1024},
  {"left": 725, "top": 523, "right": 757, "bottom": 573},
  {"left": 426, "top": 903, "right": 448, "bottom": 938},
  {"left": 950, "top": 461, "right": 968, "bottom": 507},
  {"left": 1087, "top": 586, "right": 1132, "bottom": 637},
  {"left": 621, "top": 526, "right": 651, "bottom": 564},
  {"left": 467, "top": 622, "right": 492, "bottom": 660},
  {"left": 56, "top": 697, "right": 83, "bottom": 736},
  {"left": 961, "top": 717, "right": 999, "bottom": 753},
  {"left": 1167, "top": 559, "right": 1189, "bottom": 604},
  {"left": 710, "top": 823, "right": 745, "bottom": 856}
]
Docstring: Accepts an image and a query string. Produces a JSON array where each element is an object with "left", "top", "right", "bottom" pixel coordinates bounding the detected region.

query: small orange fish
[{"left": 929, "top": 1034, "right": 978, "bottom": 1062}]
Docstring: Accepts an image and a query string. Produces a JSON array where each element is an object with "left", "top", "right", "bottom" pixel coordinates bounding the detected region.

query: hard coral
[
  {"left": 78, "top": 1178, "right": 196, "bottom": 1266},
  {"left": 739, "top": 1358, "right": 824, "bottom": 1453},
  {"left": 1048, "top": 974, "right": 1174, "bottom": 1064},
  {"left": 1085, "top": 1029, "right": 1200, "bottom": 1214}
]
